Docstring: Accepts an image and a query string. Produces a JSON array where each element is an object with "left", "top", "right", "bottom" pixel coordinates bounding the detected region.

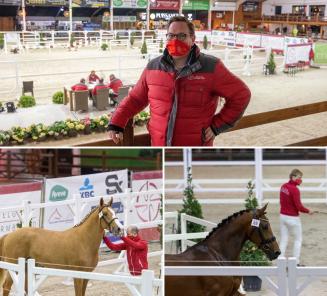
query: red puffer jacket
[
  {"left": 71, "top": 83, "right": 88, "bottom": 91},
  {"left": 109, "top": 45, "right": 251, "bottom": 146},
  {"left": 103, "top": 235, "right": 148, "bottom": 276}
]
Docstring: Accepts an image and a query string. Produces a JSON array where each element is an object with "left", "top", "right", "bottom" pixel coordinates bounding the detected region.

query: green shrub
[
  {"left": 19, "top": 95, "right": 36, "bottom": 108},
  {"left": 141, "top": 40, "right": 147, "bottom": 55},
  {"left": 159, "top": 39, "right": 164, "bottom": 53},
  {"left": 267, "top": 52, "right": 276, "bottom": 74},
  {"left": 52, "top": 91, "right": 64, "bottom": 104},
  {"left": 101, "top": 43, "right": 108, "bottom": 51},
  {"left": 130, "top": 33, "right": 135, "bottom": 47},
  {"left": 203, "top": 35, "right": 208, "bottom": 50},
  {"left": 0, "top": 33, "right": 4, "bottom": 49}
]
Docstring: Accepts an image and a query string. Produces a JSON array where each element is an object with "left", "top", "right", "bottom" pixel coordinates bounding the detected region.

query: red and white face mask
[
  {"left": 166, "top": 39, "right": 191, "bottom": 57},
  {"left": 294, "top": 178, "right": 302, "bottom": 186}
]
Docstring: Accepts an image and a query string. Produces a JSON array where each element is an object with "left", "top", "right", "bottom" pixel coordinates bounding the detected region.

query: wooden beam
[
  {"left": 230, "top": 101, "right": 327, "bottom": 131},
  {"left": 287, "top": 136, "right": 327, "bottom": 147}
]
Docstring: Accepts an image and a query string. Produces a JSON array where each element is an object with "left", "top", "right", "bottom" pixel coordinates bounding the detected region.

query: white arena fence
[
  {"left": 0, "top": 47, "right": 278, "bottom": 101},
  {"left": 0, "top": 191, "right": 163, "bottom": 296},
  {"left": 165, "top": 212, "right": 327, "bottom": 296},
  {"left": 165, "top": 148, "right": 327, "bottom": 205},
  {"left": 0, "top": 257, "right": 161, "bottom": 296}
]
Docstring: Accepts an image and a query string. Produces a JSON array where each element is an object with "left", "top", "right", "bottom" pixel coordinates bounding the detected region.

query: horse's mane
[
  {"left": 73, "top": 205, "right": 101, "bottom": 228},
  {"left": 204, "top": 209, "right": 251, "bottom": 240}
]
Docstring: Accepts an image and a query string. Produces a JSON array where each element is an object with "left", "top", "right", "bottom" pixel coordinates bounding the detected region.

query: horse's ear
[
  {"left": 257, "top": 203, "right": 268, "bottom": 217},
  {"left": 100, "top": 198, "right": 104, "bottom": 207},
  {"left": 108, "top": 197, "right": 113, "bottom": 207}
]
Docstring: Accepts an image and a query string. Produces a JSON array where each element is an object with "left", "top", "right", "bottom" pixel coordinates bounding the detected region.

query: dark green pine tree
[
  {"left": 179, "top": 168, "right": 205, "bottom": 235},
  {"left": 267, "top": 51, "right": 276, "bottom": 74}
]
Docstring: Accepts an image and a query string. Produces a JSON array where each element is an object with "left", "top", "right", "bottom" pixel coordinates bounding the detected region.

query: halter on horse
[
  {"left": 0, "top": 197, "right": 122, "bottom": 296},
  {"left": 165, "top": 204, "right": 281, "bottom": 296}
]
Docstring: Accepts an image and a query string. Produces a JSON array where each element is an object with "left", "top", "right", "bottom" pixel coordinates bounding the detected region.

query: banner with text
[
  {"left": 44, "top": 170, "right": 128, "bottom": 231},
  {"left": 0, "top": 182, "right": 42, "bottom": 237},
  {"left": 113, "top": 0, "right": 147, "bottom": 8}
]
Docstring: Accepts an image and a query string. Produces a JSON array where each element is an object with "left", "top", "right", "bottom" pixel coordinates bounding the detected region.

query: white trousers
[{"left": 279, "top": 214, "right": 302, "bottom": 264}]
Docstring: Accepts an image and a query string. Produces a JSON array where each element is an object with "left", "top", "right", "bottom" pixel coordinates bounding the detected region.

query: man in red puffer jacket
[
  {"left": 108, "top": 16, "right": 251, "bottom": 146},
  {"left": 71, "top": 78, "right": 88, "bottom": 91},
  {"left": 103, "top": 225, "right": 148, "bottom": 276}
]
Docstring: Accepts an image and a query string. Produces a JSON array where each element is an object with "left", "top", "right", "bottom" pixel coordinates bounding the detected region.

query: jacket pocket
[{"left": 181, "top": 85, "right": 204, "bottom": 107}]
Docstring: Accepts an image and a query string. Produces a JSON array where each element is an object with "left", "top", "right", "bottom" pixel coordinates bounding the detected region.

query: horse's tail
[{"left": 0, "top": 235, "right": 7, "bottom": 288}]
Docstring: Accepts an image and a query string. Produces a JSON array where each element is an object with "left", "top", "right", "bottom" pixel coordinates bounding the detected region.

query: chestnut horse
[
  {"left": 0, "top": 197, "right": 122, "bottom": 296},
  {"left": 165, "top": 204, "right": 281, "bottom": 296}
]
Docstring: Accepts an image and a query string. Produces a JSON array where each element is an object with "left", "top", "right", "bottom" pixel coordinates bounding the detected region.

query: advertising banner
[
  {"left": 44, "top": 170, "right": 128, "bottom": 231},
  {"left": 236, "top": 32, "right": 262, "bottom": 47},
  {"left": 0, "top": 0, "right": 21, "bottom": 5},
  {"left": 113, "top": 0, "right": 147, "bottom": 8},
  {"left": 0, "top": 182, "right": 42, "bottom": 237},
  {"left": 26, "top": 0, "right": 68, "bottom": 5},
  {"left": 261, "top": 34, "right": 284, "bottom": 53},
  {"left": 212, "top": 30, "right": 236, "bottom": 46},
  {"left": 131, "top": 171, "right": 162, "bottom": 241},
  {"left": 314, "top": 43, "right": 327, "bottom": 65},
  {"left": 182, "top": 0, "right": 209, "bottom": 10},
  {"left": 72, "top": 0, "right": 109, "bottom": 7},
  {"left": 285, "top": 43, "right": 311, "bottom": 66},
  {"left": 150, "top": 0, "right": 179, "bottom": 10}
]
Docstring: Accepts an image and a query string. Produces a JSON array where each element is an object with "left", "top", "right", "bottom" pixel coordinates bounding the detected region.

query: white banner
[
  {"left": 261, "top": 35, "right": 285, "bottom": 52},
  {"left": 212, "top": 30, "right": 236, "bottom": 46},
  {"left": 0, "top": 183, "right": 42, "bottom": 237},
  {"left": 236, "top": 32, "right": 262, "bottom": 47},
  {"left": 131, "top": 171, "right": 162, "bottom": 241},
  {"left": 285, "top": 43, "right": 311, "bottom": 66},
  {"left": 5, "top": 33, "right": 20, "bottom": 44},
  {"left": 284, "top": 36, "right": 308, "bottom": 46},
  {"left": 44, "top": 170, "right": 128, "bottom": 231}
]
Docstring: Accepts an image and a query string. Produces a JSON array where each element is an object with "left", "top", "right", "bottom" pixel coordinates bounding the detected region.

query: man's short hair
[
  {"left": 289, "top": 169, "right": 303, "bottom": 179},
  {"left": 128, "top": 225, "right": 139, "bottom": 235},
  {"left": 167, "top": 16, "right": 195, "bottom": 36},
  {"left": 110, "top": 74, "right": 115, "bottom": 80},
  {"left": 80, "top": 78, "right": 85, "bottom": 83}
]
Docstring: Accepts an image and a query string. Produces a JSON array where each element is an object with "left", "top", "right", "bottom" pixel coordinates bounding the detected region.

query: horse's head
[
  {"left": 98, "top": 197, "right": 123, "bottom": 236},
  {"left": 247, "top": 204, "right": 281, "bottom": 260}
]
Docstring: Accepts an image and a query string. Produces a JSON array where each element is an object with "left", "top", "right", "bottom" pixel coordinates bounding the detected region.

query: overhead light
[
  {"left": 103, "top": 11, "right": 110, "bottom": 17},
  {"left": 63, "top": 10, "right": 69, "bottom": 17},
  {"left": 18, "top": 9, "right": 25, "bottom": 17}
]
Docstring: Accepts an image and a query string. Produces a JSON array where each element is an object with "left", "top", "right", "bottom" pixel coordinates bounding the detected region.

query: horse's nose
[{"left": 275, "top": 251, "right": 281, "bottom": 258}]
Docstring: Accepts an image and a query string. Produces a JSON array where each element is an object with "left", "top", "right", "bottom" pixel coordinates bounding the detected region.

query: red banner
[{"left": 151, "top": 0, "right": 180, "bottom": 10}]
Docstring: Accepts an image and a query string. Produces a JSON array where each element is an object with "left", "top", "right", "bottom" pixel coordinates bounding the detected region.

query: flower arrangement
[
  {"left": 27, "top": 123, "right": 48, "bottom": 141},
  {"left": 0, "top": 114, "right": 112, "bottom": 146},
  {"left": 0, "top": 131, "right": 11, "bottom": 146},
  {"left": 10, "top": 126, "right": 27, "bottom": 144},
  {"left": 134, "top": 111, "right": 150, "bottom": 126}
]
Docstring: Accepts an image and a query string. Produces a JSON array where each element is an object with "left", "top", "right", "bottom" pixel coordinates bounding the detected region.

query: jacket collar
[
  {"left": 127, "top": 235, "right": 141, "bottom": 241},
  {"left": 288, "top": 179, "right": 298, "bottom": 186}
]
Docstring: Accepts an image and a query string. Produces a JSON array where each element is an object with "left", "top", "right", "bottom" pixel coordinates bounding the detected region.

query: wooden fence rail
[{"left": 76, "top": 101, "right": 327, "bottom": 147}]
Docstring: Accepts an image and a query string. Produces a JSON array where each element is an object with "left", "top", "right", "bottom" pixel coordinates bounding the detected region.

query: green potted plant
[
  {"left": 267, "top": 52, "right": 276, "bottom": 75},
  {"left": 240, "top": 181, "right": 270, "bottom": 292},
  {"left": 178, "top": 168, "right": 205, "bottom": 247},
  {"left": 10, "top": 126, "right": 28, "bottom": 144},
  {"left": 48, "top": 120, "right": 68, "bottom": 140},
  {"left": 140, "top": 40, "right": 147, "bottom": 58},
  {"left": 28, "top": 123, "right": 48, "bottom": 142},
  {"left": 18, "top": 95, "right": 36, "bottom": 108},
  {"left": 101, "top": 43, "right": 109, "bottom": 51},
  {"left": 52, "top": 91, "right": 64, "bottom": 104},
  {"left": 203, "top": 35, "right": 208, "bottom": 50},
  {"left": 0, "top": 130, "right": 11, "bottom": 146},
  {"left": 159, "top": 39, "right": 164, "bottom": 53},
  {"left": 130, "top": 32, "right": 135, "bottom": 47}
]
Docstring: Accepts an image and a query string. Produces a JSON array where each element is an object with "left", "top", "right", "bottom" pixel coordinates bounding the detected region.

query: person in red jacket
[
  {"left": 71, "top": 78, "right": 88, "bottom": 91},
  {"left": 279, "top": 169, "right": 314, "bottom": 265},
  {"left": 108, "top": 15, "right": 251, "bottom": 146},
  {"left": 88, "top": 70, "right": 100, "bottom": 84},
  {"left": 103, "top": 225, "right": 148, "bottom": 276},
  {"left": 108, "top": 74, "right": 123, "bottom": 94},
  {"left": 92, "top": 78, "right": 107, "bottom": 96}
]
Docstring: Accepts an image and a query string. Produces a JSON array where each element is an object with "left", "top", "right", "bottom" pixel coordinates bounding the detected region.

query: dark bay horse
[
  {"left": 165, "top": 204, "right": 281, "bottom": 296},
  {"left": 0, "top": 197, "right": 122, "bottom": 296}
]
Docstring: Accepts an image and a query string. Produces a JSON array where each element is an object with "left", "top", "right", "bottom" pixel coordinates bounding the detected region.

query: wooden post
[{"left": 122, "top": 119, "right": 134, "bottom": 146}]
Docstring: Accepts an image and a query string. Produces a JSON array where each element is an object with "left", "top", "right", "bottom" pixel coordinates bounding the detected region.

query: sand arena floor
[
  {"left": 0, "top": 46, "right": 326, "bottom": 146},
  {"left": 165, "top": 165, "right": 327, "bottom": 295}
]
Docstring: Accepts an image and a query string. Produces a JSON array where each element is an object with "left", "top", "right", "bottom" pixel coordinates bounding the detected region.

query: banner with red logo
[{"left": 131, "top": 171, "right": 162, "bottom": 241}]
